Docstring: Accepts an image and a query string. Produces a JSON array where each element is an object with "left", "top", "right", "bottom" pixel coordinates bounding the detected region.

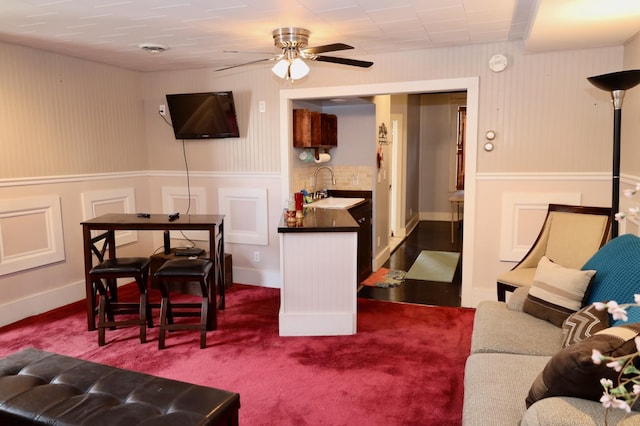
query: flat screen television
[{"left": 165, "top": 91, "right": 240, "bottom": 139}]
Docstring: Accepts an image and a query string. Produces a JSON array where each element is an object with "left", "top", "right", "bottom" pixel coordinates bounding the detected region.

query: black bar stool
[
  {"left": 89, "top": 257, "right": 152, "bottom": 346},
  {"left": 154, "top": 258, "right": 214, "bottom": 349}
]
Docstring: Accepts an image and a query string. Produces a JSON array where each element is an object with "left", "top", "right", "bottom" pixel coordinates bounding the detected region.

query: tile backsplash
[{"left": 290, "top": 165, "right": 373, "bottom": 194}]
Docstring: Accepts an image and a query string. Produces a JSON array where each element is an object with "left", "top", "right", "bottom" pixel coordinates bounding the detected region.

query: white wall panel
[
  {"left": 81, "top": 187, "right": 138, "bottom": 246},
  {"left": 0, "top": 195, "right": 65, "bottom": 275},
  {"left": 499, "top": 192, "right": 582, "bottom": 261},
  {"left": 218, "top": 187, "right": 268, "bottom": 246}
]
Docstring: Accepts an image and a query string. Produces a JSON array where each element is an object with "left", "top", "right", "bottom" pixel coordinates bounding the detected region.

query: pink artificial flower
[
  {"left": 601, "top": 378, "right": 613, "bottom": 388},
  {"left": 614, "top": 212, "right": 626, "bottom": 222},
  {"left": 606, "top": 360, "right": 623, "bottom": 372},
  {"left": 600, "top": 393, "right": 632, "bottom": 412},
  {"left": 593, "top": 349, "right": 604, "bottom": 365},
  {"left": 634, "top": 384, "right": 640, "bottom": 395},
  {"left": 593, "top": 302, "right": 607, "bottom": 311},
  {"left": 624, "top": 189, "right": 635, "bottom": 198},
  {"left": 606, "top": 301, "right": 628, "bottom": 321}
]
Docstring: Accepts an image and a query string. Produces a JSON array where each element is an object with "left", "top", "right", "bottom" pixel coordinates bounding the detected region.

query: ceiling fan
[{"left": 216, "top": 27, "right": 374, "bottom": 80}]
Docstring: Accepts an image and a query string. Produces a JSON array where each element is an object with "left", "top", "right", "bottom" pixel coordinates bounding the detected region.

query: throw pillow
[
  {"left": 582, "top": 234, "right": 640, "bottom": 305},
  {"left": 612, "top": 305, "right": 640, "bottom": 327},
  {"left": 522, "top": 256, "right": 596, "bottom": 327},
  {"left": 527, "top": 323, "right": 640, "bottom": 408},
  {"left": 561, "top": 303, "right": 610, "bottom": 348}
]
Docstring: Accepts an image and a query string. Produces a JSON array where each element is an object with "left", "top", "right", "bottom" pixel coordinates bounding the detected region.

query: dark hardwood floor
[{"left": 357, "top": 220, "right": 463, "bottom": 307}]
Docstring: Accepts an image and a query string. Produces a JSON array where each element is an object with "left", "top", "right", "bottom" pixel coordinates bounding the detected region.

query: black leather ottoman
[{"left": 0, "top": 348, "right": 240, "bottom": 425}]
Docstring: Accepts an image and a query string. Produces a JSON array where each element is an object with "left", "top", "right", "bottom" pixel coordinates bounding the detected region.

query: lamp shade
[
  {"left": 588, "top": 70, "right": 640, "bottom": 92},
  {"left": 289, "top": 58, "right": 309, "bottom": 80},
  {"left": 272, "top": 59, "right": 289, "bottom": 79}
]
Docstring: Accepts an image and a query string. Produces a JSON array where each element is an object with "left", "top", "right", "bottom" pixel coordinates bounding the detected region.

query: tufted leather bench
[{"left": 0, "top": 348, "right": 240, "bottom": 425}]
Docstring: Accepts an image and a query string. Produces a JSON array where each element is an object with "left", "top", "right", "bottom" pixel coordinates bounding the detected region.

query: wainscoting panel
[
  {"left": 161, "top": 186, "right": 207, "bottom": 241},
  {"left": 499, "top": 192, "right": 582, "bottom": 262},
  {"left": 81, "top": 187, "right": 137, "bottom": 246},
  {"left": 218, "top": 188, "right": 268, "bottom": 246},
  {"left": 0, "top": 195, "right": 65, "bottom": 276}
]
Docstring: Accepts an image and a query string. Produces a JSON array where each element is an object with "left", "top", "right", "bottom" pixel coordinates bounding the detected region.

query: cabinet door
[
  {"left": 349, "top": 201, "right": 372, "bottom": 284},
  {"left": 321, "top": 114, "right": 337, "bottom": 146},
  {"left": 293, "top": 109, "right": 321, "bottom": 147}
]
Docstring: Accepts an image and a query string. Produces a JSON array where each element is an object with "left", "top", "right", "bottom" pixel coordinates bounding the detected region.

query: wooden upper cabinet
[
  {"left": 321, "top": 113, "right": 337, "bottom": 146},
  {"left": 293, "top": 109, "right": 337, "bottom": 147}
]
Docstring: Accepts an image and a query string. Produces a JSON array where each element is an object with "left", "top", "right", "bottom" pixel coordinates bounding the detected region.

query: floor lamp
[{"left": 587, "top": 69, "right": 640, "bottom": 238}]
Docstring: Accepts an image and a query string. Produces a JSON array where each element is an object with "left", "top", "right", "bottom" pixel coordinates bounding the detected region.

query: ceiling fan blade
[
  {"left": 313, "top": 55, "right": 374, "bottom": 68},
  {"left": 302, "top": 43, "right": 354, "bottom": 55},
  {"left": 215, "top": 57, "right": 275, "bottom": 72}
]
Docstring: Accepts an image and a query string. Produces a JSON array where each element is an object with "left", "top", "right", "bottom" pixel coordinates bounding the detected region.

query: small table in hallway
[{"left": 449, "top": 190, "right": 464, "bottom": 243}]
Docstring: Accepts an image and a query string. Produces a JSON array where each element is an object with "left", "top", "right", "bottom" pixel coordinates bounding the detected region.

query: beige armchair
[{"left": 496, "top": 204, "right": 611, "bottom": 302}]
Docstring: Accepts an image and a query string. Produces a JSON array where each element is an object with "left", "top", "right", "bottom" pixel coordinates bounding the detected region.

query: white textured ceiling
[{"left": 0, "top": 0, "right": 638, "bottom": 72}]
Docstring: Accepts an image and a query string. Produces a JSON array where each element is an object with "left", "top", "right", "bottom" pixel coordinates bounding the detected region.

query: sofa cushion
[
  {"left": 521, "top": 396, "right": 640, "bottom": 425},
  {"left": 561, "top": 303, "right": 610, "bottom": 348},
  {"left": 471, "top": 300, "right": 563, "bottom": 356},
  {"left": 463, "top": 353, "right": 551, "bottom": 426},
  {"left": 526, "top": 323, "right": 640, "bottom": 408},
  {"left": 583, "top": 234, "right": 640, "bottom": 305},
  {"left": 522, "top": 256, "right": 596, "bottom": 327}
]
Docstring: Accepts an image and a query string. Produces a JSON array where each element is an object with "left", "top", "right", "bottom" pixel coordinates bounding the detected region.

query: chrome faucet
[{"left": 313, "top": 166, "right": 336, "bottom": 193}]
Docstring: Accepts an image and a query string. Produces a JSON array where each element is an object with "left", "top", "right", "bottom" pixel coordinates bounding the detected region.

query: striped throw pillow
[{"left": 523, "top": 256, "right": 596, "bottom": 327}]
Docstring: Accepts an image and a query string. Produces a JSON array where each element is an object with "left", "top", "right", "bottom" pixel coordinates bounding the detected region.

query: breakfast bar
[{"left": 277, "top": 206, "right": 360, "bottom": 336}]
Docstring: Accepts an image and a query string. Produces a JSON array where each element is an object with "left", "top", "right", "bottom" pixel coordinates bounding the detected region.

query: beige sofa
[{"left": 462, "top": 287, "right": 640, "bottom": 425}]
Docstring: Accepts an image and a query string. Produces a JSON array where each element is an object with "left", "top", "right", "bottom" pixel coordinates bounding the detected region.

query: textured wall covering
[{"left": 0, "top": 42, "right": 146, "bottom": 179}]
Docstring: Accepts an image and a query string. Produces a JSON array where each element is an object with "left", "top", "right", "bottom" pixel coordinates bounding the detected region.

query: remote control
[
  {"left": 136, "top": 213, "right": 150, "bottom": 218},
  {"left": 168, "top": 212, "right": 180, "bottom": 221}
]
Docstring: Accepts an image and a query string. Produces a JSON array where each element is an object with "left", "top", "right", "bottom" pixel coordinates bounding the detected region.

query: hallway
[{"left": 357, "top": 221, "right": 462, "bottom": 307}]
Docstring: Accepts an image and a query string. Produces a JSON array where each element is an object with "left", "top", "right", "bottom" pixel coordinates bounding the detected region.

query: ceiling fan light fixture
[
  {"left": 271, "top": 57, "right": 310, "bottom": 81},
  {"left": 289, "top": 58, "right": 310, "bottom": 80},
  {"left": 272, "top": 59, "right": 289, "bottom": 79}
]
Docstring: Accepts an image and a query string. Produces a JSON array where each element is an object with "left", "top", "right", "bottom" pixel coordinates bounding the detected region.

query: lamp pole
[{"left": 587, "top": 70, "right": 640, "bottom": 238}]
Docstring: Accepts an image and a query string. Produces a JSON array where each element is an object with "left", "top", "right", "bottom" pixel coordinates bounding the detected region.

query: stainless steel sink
[{"left": 307, "top": 197, "right": 364, "bottom": 209}]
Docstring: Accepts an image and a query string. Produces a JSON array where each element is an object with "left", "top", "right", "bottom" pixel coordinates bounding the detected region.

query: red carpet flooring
[{"left": 0, "top": 284, "right": 475, "bottom": 425}]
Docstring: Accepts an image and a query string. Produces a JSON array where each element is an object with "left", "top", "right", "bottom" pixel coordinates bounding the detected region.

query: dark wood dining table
[{"left": 81, "top": 213, "right": 225, "bottom": 332}]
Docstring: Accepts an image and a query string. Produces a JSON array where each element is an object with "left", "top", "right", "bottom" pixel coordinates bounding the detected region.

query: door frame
[{"left": 279, "top": 77, "right": 479, "bottom": 307}]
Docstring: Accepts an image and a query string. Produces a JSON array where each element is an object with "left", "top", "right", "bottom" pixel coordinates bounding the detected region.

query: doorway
[{"left": 279, "top": 77, "right": 479, "bottom": 308}]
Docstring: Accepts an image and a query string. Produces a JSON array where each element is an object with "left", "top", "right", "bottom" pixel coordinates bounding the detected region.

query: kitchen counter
[
  {"left": 277, "top": 191, "right": 370, "bottom": 337},
  {"left": 277, "top": 206, "right": 359, "bottom": 233}
]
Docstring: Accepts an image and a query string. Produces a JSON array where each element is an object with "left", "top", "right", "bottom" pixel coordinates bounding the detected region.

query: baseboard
[
  {"left": 461, "top": 287, "right": 497, "bottom": 308},
  {"left": 278, "top": 311, "right": 356, "bottom": 336},
  {"left": 0, "top": 280, "right": 86, "bottom": 328},
  {"left": 406, "top": 215, "right": 419, "bottom": 235},
  {"left": 419, "top": 211, "right": 454, "bottom": 221},
  {"left": 373, "top": 245, "right": 391, "bottom": 271},
  {"left": 232, "top": 266, "right": 280, "bottom": 289}
]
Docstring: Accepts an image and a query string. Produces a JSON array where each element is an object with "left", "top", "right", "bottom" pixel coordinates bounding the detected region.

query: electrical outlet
[
  {"left": 159, "top": 104, "right": 166, "bottom": 116},
  {"left": 259, "top": 101, "right": 266, "bottom": 112},
  {"left": 254, "top": 251, "right": 260, "bottom": 262},
  {"left": 352, "top": 174, "right": 359, "bottom": 185}
]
